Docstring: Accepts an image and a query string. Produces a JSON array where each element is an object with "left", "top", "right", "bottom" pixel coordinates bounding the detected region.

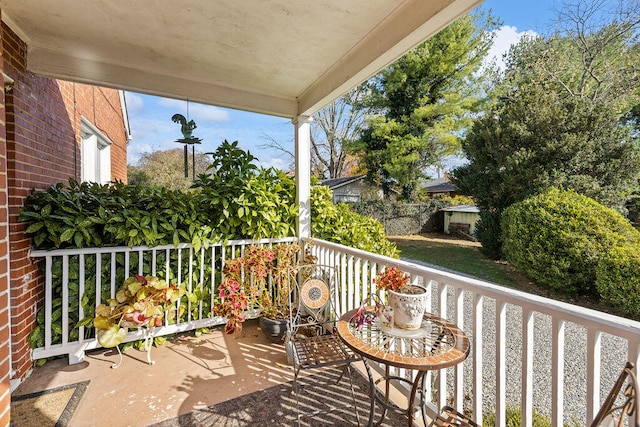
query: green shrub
[
  {"left": 483, "top": 405, "right": 551, "bottom": 427},
  {"left": 596, "top": 244, "right": 640, "bottom": 318},
  {"left": 311, "top": 184, "right": 399, "bottom": 258},
  {"left": 501, "top": 188, "right": 640, "bottom": 296}
]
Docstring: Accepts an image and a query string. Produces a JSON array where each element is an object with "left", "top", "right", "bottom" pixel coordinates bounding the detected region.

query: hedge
[{"left": 501, "top": 188, "right": 640, "bottom": 296}]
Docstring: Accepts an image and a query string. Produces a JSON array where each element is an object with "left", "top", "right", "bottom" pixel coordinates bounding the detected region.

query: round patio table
[{"left": 336, "top": 308, "right": 470, "bottom": 427}]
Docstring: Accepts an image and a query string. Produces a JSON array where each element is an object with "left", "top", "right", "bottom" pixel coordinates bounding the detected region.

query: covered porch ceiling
[{"left": 2, "top": 0, "right": 482, "bottom": 119}]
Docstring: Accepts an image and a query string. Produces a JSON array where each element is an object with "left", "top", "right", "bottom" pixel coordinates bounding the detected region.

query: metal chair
[
  {"left": 590, "top": 361, "right": 639, "bottom": 427},
  {"left": 285, "top": 263, "right": 364, "bottom": 426}
]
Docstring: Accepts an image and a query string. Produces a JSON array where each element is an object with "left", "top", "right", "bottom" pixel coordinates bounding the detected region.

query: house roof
[
  {"left": 426, "top": 182, "right": 457, "bottom": 193},
  {"left": 1, "top": 0, "right": 481, "bottom": 119},
  {"left": 441, "top": 205, "right": 479, "bottom": 213},
  {"left": 321, "top": 175, "right": 366, "bottom": 190}
]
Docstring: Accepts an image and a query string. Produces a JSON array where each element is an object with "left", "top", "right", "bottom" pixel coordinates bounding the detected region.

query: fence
[
  {"left": 305, "top": 237, "right": 640, "bottom": 427},
  {"left": 29, "top": 237, "right": 297, "bottom": 364},
  {"left": 29, "top": 236, "right": 640, "bottom": 425}
]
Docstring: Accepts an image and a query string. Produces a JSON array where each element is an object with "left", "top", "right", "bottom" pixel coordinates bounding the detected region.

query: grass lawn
[
  {"left": 388, "top": 233, "right": 524, "bottom": 288},
  {"left": 388, "top": 233, "right": 626, "bottom": 318}
]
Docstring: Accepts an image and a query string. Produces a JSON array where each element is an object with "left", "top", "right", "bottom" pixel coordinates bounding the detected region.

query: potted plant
[
  {"left": 213, "top": 243, "right": 303, "bottom": 340},
  {"left": 93, "top": 274, "right": 186, "bottom": 348},
  {"left": 374, "top": 266, "right": 427, "bottom": 330}
]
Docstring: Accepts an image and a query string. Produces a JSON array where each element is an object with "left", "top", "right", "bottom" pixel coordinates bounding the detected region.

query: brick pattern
[
  {"left": 1, "top": 21, "right": 128, "bottom": 385},
  {"left": 0, "top": 9, "right": 12, "bottom": 426}
]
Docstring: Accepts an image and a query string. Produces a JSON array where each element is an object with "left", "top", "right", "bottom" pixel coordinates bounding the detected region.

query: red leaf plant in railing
[
  {"left": 93, "top": 274, "right": 186, "bottom": 348},
  {"left": 212, "top": 243, "right": 305, "bottom": 334}
]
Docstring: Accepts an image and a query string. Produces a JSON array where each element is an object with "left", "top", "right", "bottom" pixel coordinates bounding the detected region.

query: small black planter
[{"left": 258, "top": 316, "right": 289, "bottom": 343}]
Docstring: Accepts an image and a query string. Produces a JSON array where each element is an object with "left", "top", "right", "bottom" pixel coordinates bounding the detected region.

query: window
[{"left": 81, "top": 118, "right": 112, "bottom": 184}]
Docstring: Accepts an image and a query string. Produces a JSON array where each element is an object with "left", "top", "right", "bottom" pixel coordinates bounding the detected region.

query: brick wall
[
  {"left": 0, "top": 8, "right": 12, "bottom": 426},
  {"left": 2, "top": 21, "right": 128, "bottom": 383}
]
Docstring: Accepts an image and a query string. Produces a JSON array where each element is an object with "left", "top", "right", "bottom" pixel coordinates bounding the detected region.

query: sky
[{"left": 125, "top": 0, "right": 560, "bottom": 170}]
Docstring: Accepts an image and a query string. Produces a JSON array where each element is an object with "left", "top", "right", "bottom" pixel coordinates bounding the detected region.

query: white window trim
[{"left": 80, "top": 117, "right": 113, "bottom": 184}]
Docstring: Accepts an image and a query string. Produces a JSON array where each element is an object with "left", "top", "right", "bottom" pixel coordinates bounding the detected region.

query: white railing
[
  {"left": 305, "top": 237, "right": 640, "bottom": 427},
  {"left": 29, "top": 235, "right": 640, "bottom": 426},
  {"left": 29, "top": 237, "right": 297, "bottom": 365}
]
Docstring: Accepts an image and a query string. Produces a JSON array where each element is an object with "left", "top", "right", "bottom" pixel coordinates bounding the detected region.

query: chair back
[
  {"left": 590, "top": 361, "right": 639, "bottom": 427},
  {"left": 289, "top": 264, "right": 339, "bottom": 335}
]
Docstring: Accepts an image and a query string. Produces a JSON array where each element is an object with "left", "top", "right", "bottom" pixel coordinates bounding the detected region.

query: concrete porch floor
[
  {"left": 11, "top": 319, "right": 312, "bottom": 426},
  {"left": 12, "top": 319, "right": 416, "bottom": 426}
]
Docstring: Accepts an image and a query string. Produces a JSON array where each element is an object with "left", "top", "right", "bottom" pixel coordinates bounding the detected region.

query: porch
[
  {"left": 13, "top": 319, "right": 411, "bottom": 426},
  {"left": 19, "top": 237, "right": 640, "bottom": 426}
]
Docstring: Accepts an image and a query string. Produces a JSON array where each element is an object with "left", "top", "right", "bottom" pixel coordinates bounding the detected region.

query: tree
[
  {"left": 260, "top": 87, "right": 370, "bottom": 178},
  {"left": 127, "top": 149, "right": 213, "bottom": 191},
  {"left": 501, "top": 0, "right": 640, "bottom": 114},
  {"left": 453, "top": 0, "right": 640, "bottom": 258},
  {"left": 453, "top": 89, "right": 640, "bottom": 258},
  {"left": 354, "top": 12, "right": 499, "bottom": 200}
]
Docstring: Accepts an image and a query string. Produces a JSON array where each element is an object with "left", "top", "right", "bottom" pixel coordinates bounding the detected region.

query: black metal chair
[
  {"left": 590, "top": 361, "right": 639, "bottom": 427},
  {"left": 285, "top": 263, "right": 364, "bottom": 426}
]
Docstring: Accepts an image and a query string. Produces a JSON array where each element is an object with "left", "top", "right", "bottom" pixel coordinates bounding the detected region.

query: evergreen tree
[{"left": 355, "top": 12, "right": 499, "bottom": 200}]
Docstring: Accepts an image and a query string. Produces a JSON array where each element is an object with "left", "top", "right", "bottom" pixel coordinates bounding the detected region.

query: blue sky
[{"left": 125, "top": 0, "right": 561, "bottom": 170}]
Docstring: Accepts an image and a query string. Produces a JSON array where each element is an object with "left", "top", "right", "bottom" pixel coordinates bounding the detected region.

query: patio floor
[{"left": 11, "top": 319, "right": 410, "bottom": 426}]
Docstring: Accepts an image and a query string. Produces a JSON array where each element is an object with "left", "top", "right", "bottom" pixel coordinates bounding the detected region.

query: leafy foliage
[
  {"left": 453, "top": 90, "right": 640, "bottom": 258},
  {"left": 93, "top": 275, "right": 186, "bottom": 348},
  {"left": 501, "top": 188, "right": 640, "bottom": 296},
  {"left": 483, "top": 405, "right": 552, "bottom": 427},
  {"left": 596, "top": 244, "right": 640, "bottom": 318},
  {"left": 127, "top": 148, "right": 213, "bottom": 191},
  {"left": 354, "top": 12, "right": 499, "bottom": 200},
  {"left": 457, "top": 1, "right": 640, "bottom": 258},
  {"left": 310, "top": 184, "right": 399, "bottom": 258},
  {"left": 192, "top": 140, "right": 297, "bottom": 240},
  {"left": 21, "top": 140, "right": 399, "bottom": 352}
]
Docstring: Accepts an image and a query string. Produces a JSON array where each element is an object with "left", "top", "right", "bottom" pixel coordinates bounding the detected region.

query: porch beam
[{"left": 294, "top": 116, "right": 312, "bottom": 240}]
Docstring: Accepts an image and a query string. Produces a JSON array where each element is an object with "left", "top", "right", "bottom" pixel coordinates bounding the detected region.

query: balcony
[{"left": 20, "top": 236, "right": 640, "bottom": 426}]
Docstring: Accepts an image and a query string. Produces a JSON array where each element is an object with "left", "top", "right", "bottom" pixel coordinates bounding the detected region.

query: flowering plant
[
  {"left": 93, "top": 275, "right": 186, "bottom": 348},
  {"left": 213, "top": 243, "right": 303, "bottom": 334},
  {"left": 374, "top": 266, "right": 411, "bottom": 293}
]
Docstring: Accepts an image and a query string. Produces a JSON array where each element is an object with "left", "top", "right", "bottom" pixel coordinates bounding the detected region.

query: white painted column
[{"left": 294, "top": 115, "right": 312, "bottom": 240}]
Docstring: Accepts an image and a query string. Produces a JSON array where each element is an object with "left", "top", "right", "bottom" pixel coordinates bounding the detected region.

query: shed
[{"left": 442, "top": 205, "right": 480, "bottom": 236}]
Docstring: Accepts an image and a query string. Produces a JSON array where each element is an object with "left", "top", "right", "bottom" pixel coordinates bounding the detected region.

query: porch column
[{"left": 294, "top": 115, "right": 312, "bottom": 240}]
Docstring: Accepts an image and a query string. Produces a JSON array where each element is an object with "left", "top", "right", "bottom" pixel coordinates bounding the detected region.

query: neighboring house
[
  {"left": 1, "top": 21, "right": 130, "bottom": 392},
  {"left": 442, "top": 205, "right": 480, "bottom": 236},
  {"left": 423, "top": 176, "right": 458, "bottom": 198},
  {"left": 321, "top": 174, "right": 393, "bottom": 203}
]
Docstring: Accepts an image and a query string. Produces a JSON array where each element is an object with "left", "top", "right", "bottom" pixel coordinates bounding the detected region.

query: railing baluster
[
  {"left": 62, "top": 255, "right": 69, "bottom": 347},
  {"left": 551, "top": 317, "right": 565, "bottom": 427},
  {"left": 44, "top": 256, "right": 52, "bottom": 350},
  {"left": 473, "top": 293, "right": 483, "bottom": 425},
  {"left": 496, "top": 300, "right": 506, "bottom": 427},
  {"left": 78, "top": 254, "right": 85, "bottom": 344},
  {"left": 586, "top": 328, "right": 602, "bottom": 424},
  {"left": 438, "top": 282, "right": 447, "bottom": 410},
  {"left": 455, "top": 287, "right": 464, "bottom": 412},
  {"left": 522, "top": 309, "right": 534, "bottom": 427}
]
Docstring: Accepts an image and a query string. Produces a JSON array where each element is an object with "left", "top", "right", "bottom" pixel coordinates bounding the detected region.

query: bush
[
  {"left": 311, "top": 185, "right": 399, "bottom": 258},
  {"left": 483, "top": 405, "right": 551, "bottom": 427},
  {"left": 501, "top": 188, "right": 640, "bottom": 296},
  {"left": 596, "top": 245, "right": 640, "bottom": 318}
]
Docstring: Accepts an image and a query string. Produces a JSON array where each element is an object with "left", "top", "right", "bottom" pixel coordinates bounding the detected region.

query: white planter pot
[{"left": 387, "top": 285, "right": 428, "bottom": 330}]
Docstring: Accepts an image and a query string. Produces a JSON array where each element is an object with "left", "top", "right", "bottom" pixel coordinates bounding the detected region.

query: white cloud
[
  {"left": 487, "top": 25, "right": 538, "bottom": 70},
  {"left": 124, "top": 92, "right": 144, "bottom": 114},
  {"left": 157, "top": 98, "right": 231, "bottom": 122}
]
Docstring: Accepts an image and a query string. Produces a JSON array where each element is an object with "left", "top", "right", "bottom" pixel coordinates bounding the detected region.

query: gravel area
[{"left": 404, "top": 258, "right": 629, "bottom": 424}]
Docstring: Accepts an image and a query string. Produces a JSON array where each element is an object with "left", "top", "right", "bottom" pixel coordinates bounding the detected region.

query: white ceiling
[{"left": 1, "top": 0, "right": 482, "bottom": 118}]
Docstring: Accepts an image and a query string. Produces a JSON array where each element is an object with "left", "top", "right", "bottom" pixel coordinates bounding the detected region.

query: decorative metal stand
[{"left": 111, "top": 327, "right": 156, "bottom": 369}]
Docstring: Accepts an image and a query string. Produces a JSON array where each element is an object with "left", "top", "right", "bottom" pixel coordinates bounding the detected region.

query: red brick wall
[
  {"left": 0, "top": 9, "right": 12, "bottom": 426},
  {"left": 2, "top": 21, "right": 128, "bottom": 383}
]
